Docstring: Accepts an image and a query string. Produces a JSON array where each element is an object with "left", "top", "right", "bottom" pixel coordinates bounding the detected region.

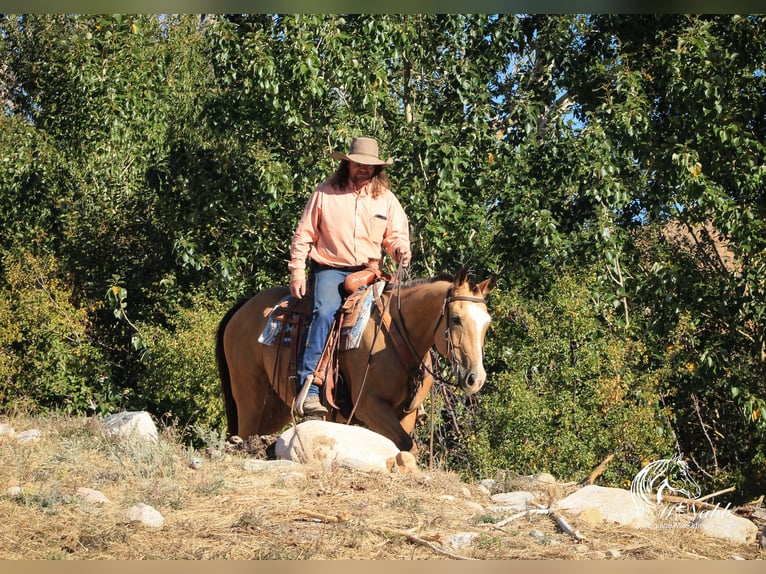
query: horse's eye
[{"left": 451, "top": 315, "right": 462, "bottom": 326}]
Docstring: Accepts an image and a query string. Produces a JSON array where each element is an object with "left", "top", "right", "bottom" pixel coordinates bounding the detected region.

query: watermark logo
[{"left": 630, "top": 454, "right": 728, "bottom": 529}]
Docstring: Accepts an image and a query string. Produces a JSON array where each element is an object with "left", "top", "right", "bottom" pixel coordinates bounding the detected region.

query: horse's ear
[{"left": 476, "top": 276, "right": 498, "bottom": 297}]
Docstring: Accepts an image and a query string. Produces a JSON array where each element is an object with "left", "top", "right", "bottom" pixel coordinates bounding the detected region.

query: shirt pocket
[{"left": 370, "top": 213, "right": 388, "bottom": 238}]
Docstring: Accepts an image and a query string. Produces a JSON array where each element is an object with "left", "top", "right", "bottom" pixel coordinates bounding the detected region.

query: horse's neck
[{"left": 390, "top": 281, "right": 449, "bottom": 356}]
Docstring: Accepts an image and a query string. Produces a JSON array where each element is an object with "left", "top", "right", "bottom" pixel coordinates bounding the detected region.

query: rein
[{"left": 347, "top": 269, "right": 488, "bottom": 424}]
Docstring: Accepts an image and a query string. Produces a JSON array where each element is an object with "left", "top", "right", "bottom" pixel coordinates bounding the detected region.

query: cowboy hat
[{"left": 330, "top": 137, "right": 393, "bottom": 166}]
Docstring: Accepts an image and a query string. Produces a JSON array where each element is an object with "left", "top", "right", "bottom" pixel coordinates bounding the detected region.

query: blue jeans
[{"left": 297, "top": 267, "right": 349, "bottom": 399}]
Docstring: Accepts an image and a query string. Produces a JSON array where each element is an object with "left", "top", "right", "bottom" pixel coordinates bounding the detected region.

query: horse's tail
[{"left": 216, "top": 298, "right": 250, "bottom": 438}]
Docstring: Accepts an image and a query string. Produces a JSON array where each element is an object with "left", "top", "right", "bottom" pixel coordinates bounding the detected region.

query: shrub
[
  {"left": 0, "top": 247, "right": 116, "bottom": 414},
  {"left": 136, "top": 292, "right": 228, "bottom": 438},
  {"left": 450, "top": 271, "right": 675, "bottom": 485}
]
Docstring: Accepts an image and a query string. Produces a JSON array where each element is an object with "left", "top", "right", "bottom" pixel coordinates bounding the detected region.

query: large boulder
[
  {"left": 692, "top": 508, "right": 759, "bottom": 545},
  {"left": 556, "top": 484, "right": 656, "bottom": 528},
  {"left": 275, "top": 420, "right": 402, "bottom": 472}
]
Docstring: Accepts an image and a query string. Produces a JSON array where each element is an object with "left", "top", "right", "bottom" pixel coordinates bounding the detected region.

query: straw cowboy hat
[{"left": 330, "top": 137, "right": 394, "bottom": 166}]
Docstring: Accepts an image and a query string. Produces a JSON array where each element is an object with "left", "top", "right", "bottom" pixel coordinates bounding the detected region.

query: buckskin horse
[{"left": 216, "top": 268, "right": 496, "bottom": 452}]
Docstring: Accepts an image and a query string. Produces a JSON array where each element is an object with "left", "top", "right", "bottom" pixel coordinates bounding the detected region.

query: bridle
[
  {"left": 436, "top": 290, "right": 488, "bottom": 384},
  {"left": 395, "top": 281, "right": 488, "bottom": 387}
]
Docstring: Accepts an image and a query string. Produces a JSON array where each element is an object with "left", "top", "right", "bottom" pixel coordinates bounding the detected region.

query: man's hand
[
  {"left": 395, "top": 247, "right": 411, "bottom": 267},
  {"left": 290, "top": 278, "right": 306, "bottom": 299}
]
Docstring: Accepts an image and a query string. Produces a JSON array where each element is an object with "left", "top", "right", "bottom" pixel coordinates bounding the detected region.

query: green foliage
[
  {"left": 0, "top": 247, "right": 118, "bottom": 414},
  {"left": 135, "top": 293, "right": 228, "bottom": 435},
  {"left": 457, "top": 270, "right": 674, "bottom": 486},
  {"left": 1, "top": 14, "right": 765, "bottom": 496}
]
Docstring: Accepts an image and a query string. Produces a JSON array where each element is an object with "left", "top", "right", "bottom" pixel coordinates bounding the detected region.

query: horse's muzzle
[{"left": 457, "top": 367, "right": 486, "bottom": 395}]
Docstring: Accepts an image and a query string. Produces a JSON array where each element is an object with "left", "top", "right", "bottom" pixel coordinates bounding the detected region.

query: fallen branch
[
  {"left": 695, "top": 486, "right": 736, "bottom": 503},
  {"left": 374, "top": 526, "right": 475, "bottom": 560},
  {"left": 494, "top": 508, "right": 550, "bottom": 528},
  {"left": 580, "top": 454, "right": 614, "bottom": 486},
  {"left": 548, "top": 509, "right": 588, "bottom": 543},
  {"left": 299, "top": 509, "right": 347, "bottom": 523},
  {"left": 660, "top": 494, "right": 733, "bottom": 513},
  {"left": 297, "top": 510, "right": 474, "bottom": 559},
  {"left": 490, "top": 506, "right": 587, "bottom": 543}
]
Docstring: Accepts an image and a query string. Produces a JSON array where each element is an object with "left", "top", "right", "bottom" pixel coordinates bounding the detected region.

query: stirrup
[{"left": 292, "top": 374, "right": 314, "bottom": 417}]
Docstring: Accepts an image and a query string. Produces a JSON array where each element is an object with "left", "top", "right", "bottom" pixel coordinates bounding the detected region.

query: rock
[
  {"left": 489, "top": 490, "right": 536, "bottom": 510},
  {"left": 760, "top": 524, "right": 766, "bottom": 549},
  {"left": 531, "top": 472, "right": 556, "bottom": 485},
  {"left": 447, "top": 532, "right": 478, "bottom": 549},
  {"left": 189, "top": 457, "right": 203, "bottom": 470},
  {"left": 15, "top": 429, "right": 41, "bottom": 443},
  {"left": 104, "top": 411, "right": 158, "bottom": 443},
  {"left": 125, "top": 503, "right": 164, "bottom": 527},
  {"left": 275, "top": 420, "right": 400, "bottom": 471},
  {"left": 7, "top": 486, "right": 23, "bottom": 497},
  {"left": 0, "top": 423, "right": 15, "bottom": 436},
  {"left": 691, "top": 508, "right": 759, "bottom": 545},
  {"left": 76, "top": 487, "right": 110, "bottom": 504},
  {"left": 556, "top": 484, "right": 655, "bottom": 528},
  {"left": 578, "top": 507, "right": 604, "bottom": 525}
]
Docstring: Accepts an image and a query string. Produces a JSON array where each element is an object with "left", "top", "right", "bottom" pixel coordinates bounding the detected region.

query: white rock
[
  {"left": 15, "top": 429, "right": 41, "bottom": 443},
  {"left": 104, "top": 411, "right": 158, "bottom": 442},
  {"left": 0, "top": 423, "right": 15, "bottom": 436},
  {"left": 692, "top": 508, "right": 758, "bottom": 545},
  {"left": 490, "top": 490, "right": 536, "bottom": 508},
  {"left": 76, "top": 487, "right": 110, "bottom": 504},
  {"left": 7, "top": 486, "right": 23, "bottom": 497},
  {"left": 556, "top": 484, "right": 656, "bottom": 528},
  {"left": 275, "top": 420, "right": 400, "bottom": 471},
  {"left": 125, "top": 503, "right": 164, "bottom": 527},
  {"left": 531, "top": 472, "right": 556, "bottom": 484},
  {"left": 447, "top": 532, "right": 479, "bottom": 549}
]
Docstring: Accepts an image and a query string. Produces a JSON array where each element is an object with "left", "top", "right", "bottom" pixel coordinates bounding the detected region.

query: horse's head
[{"left": 436, "top": 269, "right": 497, "bottom": 394}]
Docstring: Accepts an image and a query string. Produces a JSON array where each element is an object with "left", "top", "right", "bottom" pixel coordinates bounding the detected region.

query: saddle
[
  {"left": 266, "top": 268, "right": 431, "bottom": 417},
  {"left": 265, "top": 269, "right": 386, "bottom": 408}
]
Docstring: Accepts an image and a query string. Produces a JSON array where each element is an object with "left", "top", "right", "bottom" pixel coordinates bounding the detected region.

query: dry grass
[{"left": 0, "top": 413, "right": 762, "bottom": 560}]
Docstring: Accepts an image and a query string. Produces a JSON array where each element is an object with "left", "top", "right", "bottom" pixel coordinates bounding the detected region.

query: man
[{"left": 288, "top": 137, "right": 412, "bottom": 417}]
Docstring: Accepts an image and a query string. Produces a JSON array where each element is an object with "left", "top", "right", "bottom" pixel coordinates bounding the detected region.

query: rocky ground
[{"left": 0, "top": 413, "right": 763, "bottom": 560}]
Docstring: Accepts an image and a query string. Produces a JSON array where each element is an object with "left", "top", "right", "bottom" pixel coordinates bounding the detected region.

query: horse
[{"left": 216, "top": 268, "right": 496, "bottom": 453}]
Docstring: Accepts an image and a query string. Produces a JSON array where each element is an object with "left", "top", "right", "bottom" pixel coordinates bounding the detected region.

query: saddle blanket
[{"left": 258, "top": 288, "right": 375, "bottom": 351}]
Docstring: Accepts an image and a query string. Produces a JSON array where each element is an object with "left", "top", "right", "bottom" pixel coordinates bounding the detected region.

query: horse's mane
[{"left": 398, "top": 271, "right": 454, "bottom": 290}]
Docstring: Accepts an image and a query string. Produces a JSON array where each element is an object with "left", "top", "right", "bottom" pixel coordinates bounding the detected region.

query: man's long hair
[{"left": 327, "top": 161, "right": 391, "bottom": 198}]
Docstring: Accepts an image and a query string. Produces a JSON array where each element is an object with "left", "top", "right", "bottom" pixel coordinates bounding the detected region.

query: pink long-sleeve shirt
[{"left": 288, "top": 179, "right": 410, "bottom": 282}]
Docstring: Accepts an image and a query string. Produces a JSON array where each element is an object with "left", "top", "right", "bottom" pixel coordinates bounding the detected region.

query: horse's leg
[
  {"left": 229, "top": 362, "right": 269, "bottom": 440},
  {"left": 355, "top": 394, "right": 416, "bottom": 453}
]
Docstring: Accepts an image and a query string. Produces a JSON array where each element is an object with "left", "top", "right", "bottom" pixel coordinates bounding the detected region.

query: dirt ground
[{"left": 0, "top": 414, "right": 763, "bottom": 560}]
